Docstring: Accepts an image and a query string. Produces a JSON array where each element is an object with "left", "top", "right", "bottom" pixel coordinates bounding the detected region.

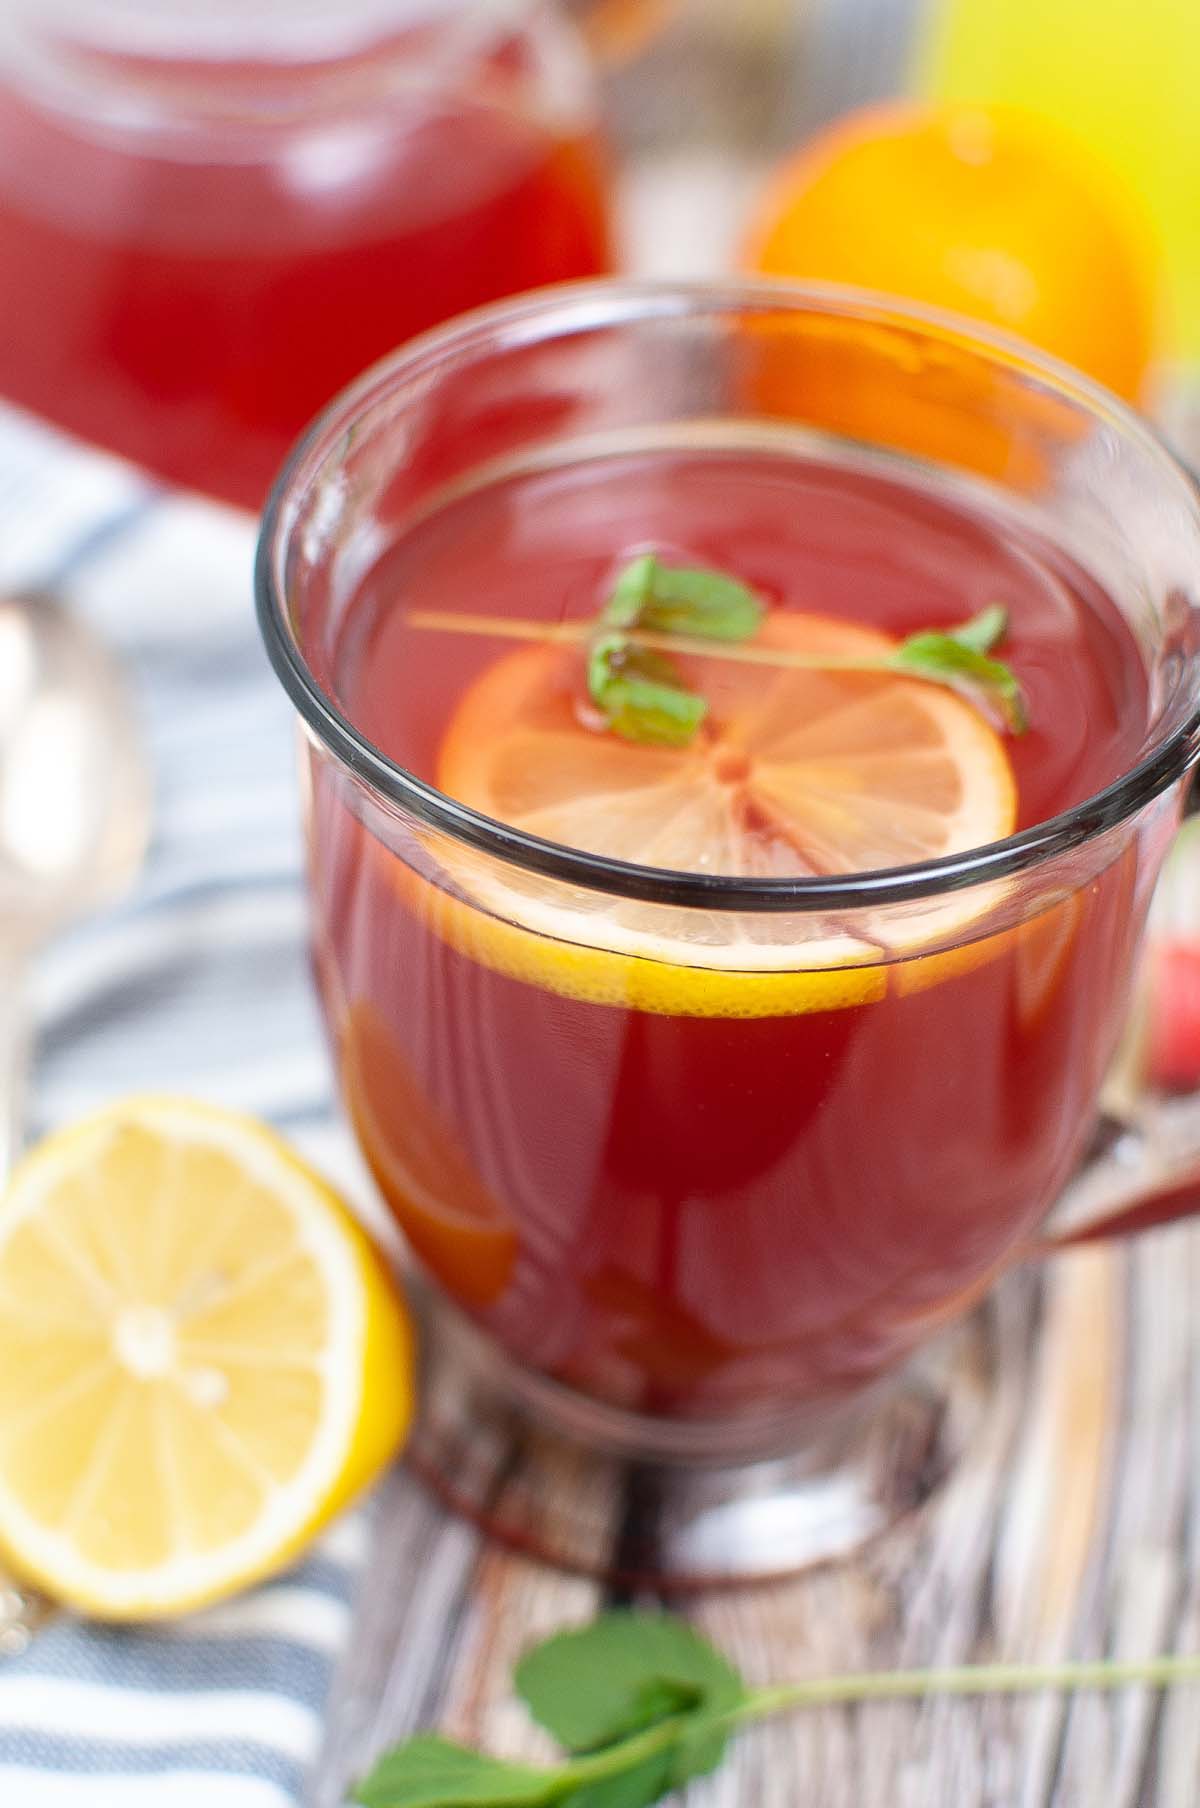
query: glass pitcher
[{"left": 0, "top": 0, "right": 618, "bottom": 510}]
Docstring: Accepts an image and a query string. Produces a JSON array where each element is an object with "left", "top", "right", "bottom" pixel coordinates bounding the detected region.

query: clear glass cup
[
  {"left": 257, "top": 280, "right": 1200, "bottom": 1582},
  {"left": 0, "top": 0, "right": 613, "bottom": 510}
]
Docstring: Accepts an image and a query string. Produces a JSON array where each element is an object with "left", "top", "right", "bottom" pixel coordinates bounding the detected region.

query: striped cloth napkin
[{"left": 0, "top": 404, "right": 383, "bottom": 1806}]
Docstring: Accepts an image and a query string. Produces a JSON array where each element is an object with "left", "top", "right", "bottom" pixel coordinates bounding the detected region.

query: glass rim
[{"left": 255, "top": 277, "right": 1200, "bottom": 916}]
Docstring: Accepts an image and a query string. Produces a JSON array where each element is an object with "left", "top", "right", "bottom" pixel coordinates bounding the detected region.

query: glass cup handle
[
  {"left": 1031, "top": 813, "right": 1200, "bottom": 1260},
  {"left": 1031, "top": 1124, "right": 1200, "bottom": 1256}
]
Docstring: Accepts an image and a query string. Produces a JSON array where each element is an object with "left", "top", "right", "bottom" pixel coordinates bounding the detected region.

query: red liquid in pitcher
[
  {"left": 0, "top": 33, "right": 610, "bottom": 509},
  {"left": 312, "top": 447, "right": 1155, "bottom": 1420}
]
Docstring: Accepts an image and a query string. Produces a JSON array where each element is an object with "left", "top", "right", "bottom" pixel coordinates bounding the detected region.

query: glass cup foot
[{"left": 404, "top": 1287, "right": 1022, "bottom": 1588}]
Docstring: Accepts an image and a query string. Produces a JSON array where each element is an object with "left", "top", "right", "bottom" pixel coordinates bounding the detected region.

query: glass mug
[
  {"left": 257, "top": 281, "right": 1200, "bottom": 1582},
  {"left": 0, "top": 0, "right": 615, "bottom": 510}
]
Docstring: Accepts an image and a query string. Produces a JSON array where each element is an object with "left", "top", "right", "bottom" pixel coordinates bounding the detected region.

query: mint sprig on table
[{"left": 356, "top": 1612, "right": 1200, "bottom": 1808}]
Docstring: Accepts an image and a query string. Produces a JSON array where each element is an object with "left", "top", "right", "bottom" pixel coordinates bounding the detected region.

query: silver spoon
[{"left": 0, "top": 589, "right": 151, "bottom": 1651}]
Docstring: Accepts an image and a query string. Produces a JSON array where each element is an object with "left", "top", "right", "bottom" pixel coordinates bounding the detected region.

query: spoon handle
[{"left": 0, "top": 954, "right": 30, "bottom": 1189}]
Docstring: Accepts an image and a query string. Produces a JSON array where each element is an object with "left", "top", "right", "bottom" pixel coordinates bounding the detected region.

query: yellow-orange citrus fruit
[
  {"left": 0, "top": 1097, "right": 413, "bottom": 1618},
  {"left": 745, "top": 101, "right": 1158, "bottom": 404}
]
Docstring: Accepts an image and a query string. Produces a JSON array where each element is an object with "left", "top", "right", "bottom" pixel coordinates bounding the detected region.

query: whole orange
[{"left": 744, "top": 102, "right": 1158, "bottom": 403}]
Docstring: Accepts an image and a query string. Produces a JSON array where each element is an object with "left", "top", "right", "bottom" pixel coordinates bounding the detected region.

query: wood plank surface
[{"left": 311, "top": 1226, "right": 1200, "bottom": 1807}]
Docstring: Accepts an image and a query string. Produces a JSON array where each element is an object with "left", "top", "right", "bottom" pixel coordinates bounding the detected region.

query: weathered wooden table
[{"left": 312, "top": 1227, "right": 1199, "bottom": 1807}]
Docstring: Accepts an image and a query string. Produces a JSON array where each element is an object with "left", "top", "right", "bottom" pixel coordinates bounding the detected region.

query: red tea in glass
[
  {"left": 0, "top": 2, "right": 611, "bottom": 509},
  {"left": 311, "top": 443, "right": 1153, "bottom": 1420},
  {"left": 259, "top": 285, "right": 1200, "bottom": 1577}
]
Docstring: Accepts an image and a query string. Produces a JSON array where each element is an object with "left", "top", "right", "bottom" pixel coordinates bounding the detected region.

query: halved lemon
[
  {"left": 0, "top": 1097, "right": 412, "bottom": 1620},
  {"left": 427, "top": 610, "right": 1017, "bottom": 1015}
]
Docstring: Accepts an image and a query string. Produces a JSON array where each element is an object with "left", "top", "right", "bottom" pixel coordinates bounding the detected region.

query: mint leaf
[
  {"left": 563, "top": 1756, "right": 675, "bottom": 1808},
  {"left": 604, "top": 556, "right": 765, "bottom": 642},
  {"left": 515, "top": 1613, "right": 746, "bottom": 1783},
  {"left": 637, "top": 563, "right": 765, "bottom": 641},
  {"left": 587, "top": 632, "right": 683, "bottom": 704},
  {"left": 355, "top": 1736, "right": 554, "bottom": 1808},
  {"left": 891, "top": 631, "right": 1028, "bottom": 734},
  {"left": 602, "top": 679, "right": 707, "bottom": 749},
  {"left": 947, "top": 604, "right": 1008, "bottom": 654},
  {"left": 603, "top": 555, "right": 658, "bottom": 630},
  {"left": 587, "top": 633, "right": 708, "bottom": 748}
]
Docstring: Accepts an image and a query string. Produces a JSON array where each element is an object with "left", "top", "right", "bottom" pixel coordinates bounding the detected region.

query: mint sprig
[
  {"left": 356, "top": 1612, "right": 1200, "bottom": 1808},
  {"left": 584, "top": 560, "right": 1028, "bottom": 749}
]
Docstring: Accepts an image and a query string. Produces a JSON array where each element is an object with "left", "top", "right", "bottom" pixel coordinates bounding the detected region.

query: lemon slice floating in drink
[
  {"left": 428, "top": 610, "right": 1017, "bottom": 1016},
  {"left": 0, "top": 1098, "right": 412, "bottom": 1619}
]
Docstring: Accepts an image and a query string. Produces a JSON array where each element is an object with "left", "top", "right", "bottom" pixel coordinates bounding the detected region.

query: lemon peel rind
[{"left": 410, "top": 872, "right": 1034, "bottom": 1018}]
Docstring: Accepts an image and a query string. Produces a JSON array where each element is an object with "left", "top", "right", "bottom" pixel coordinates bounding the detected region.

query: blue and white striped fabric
[{"left": 0, "top": 405, "right": 384, "bottom": 1805}]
